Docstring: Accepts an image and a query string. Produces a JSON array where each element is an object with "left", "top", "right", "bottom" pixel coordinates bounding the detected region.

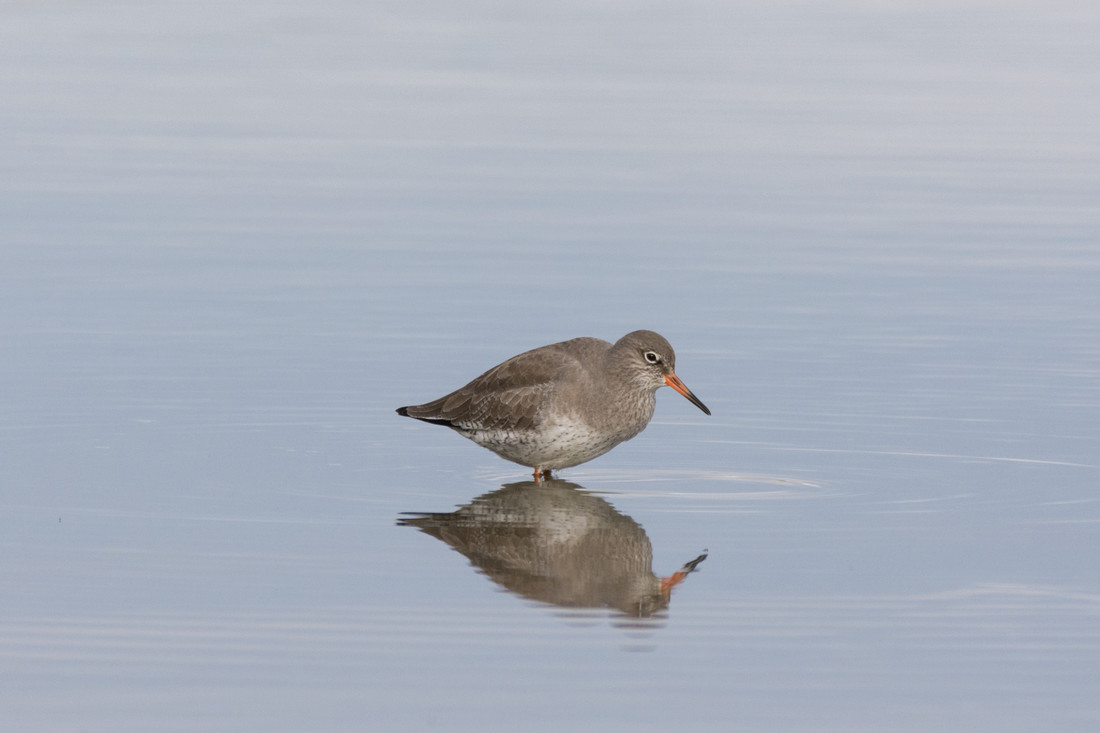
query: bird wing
[{"left": 403, "top": 342, "right": 585, "bottom": 431}]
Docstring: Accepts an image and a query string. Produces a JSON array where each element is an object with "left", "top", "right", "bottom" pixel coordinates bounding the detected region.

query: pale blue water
[{"left": 3, "top": 2, "right": 1099, "bottom": 732}]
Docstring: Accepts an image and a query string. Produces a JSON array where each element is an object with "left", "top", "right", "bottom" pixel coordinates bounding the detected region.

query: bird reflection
[{"left": 398, "top": 479, "right": 706, "bottom": 621}]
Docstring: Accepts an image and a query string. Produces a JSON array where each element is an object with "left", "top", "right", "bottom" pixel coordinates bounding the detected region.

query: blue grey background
[{"left": 3, "top": 2, "right": 1098, "bottom": 731}]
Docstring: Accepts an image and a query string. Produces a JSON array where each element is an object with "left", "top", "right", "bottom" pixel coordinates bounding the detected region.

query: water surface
[{"left": 3, "top": 2, "right": 1099, "bottom": 731}]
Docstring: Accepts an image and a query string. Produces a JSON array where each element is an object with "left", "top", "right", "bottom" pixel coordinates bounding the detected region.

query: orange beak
[
  {"left": 664, "top": 373, "right": 711, "bottom": 415},
  {"left": 659, "top": 551, "right": 709, "bottom": 595}
]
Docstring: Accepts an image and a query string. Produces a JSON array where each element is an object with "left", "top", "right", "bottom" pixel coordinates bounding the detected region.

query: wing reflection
[{"left": 398, "top": 479, "right": 706, "bottom": 620}]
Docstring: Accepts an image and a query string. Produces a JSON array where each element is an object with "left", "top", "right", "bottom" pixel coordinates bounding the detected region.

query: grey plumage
[{"left": 397, "top": 330, "right": 710, "bottom": 477}]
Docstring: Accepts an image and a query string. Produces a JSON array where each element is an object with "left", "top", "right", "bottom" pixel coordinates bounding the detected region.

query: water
[{"left": 3, "top": 2, "right": 1099, "bottom": 731}]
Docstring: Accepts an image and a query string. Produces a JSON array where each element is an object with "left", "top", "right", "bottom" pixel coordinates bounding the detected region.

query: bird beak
[
  {"left": 664, "top": 374, "right": 711, "bottom": 415},
  {"left": 659, "top": 551, "right": 709, "bottom": 595}
]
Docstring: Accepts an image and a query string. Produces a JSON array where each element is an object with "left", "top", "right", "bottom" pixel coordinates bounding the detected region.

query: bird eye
[{"left": 644, "top": 351, "right": 661, "bottom": 364}]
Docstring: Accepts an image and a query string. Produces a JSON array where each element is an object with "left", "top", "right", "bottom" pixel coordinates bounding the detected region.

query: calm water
[{"left": 3, "top": 2, "right": 1099, "bottom": 731}]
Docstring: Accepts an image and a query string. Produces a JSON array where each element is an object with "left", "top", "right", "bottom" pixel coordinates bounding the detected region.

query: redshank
[
  {"left": 396, "top": 330, "right": 710, "bottom": 478},
  {"left": 399, "top": 479, "right": 708, "bottom": 617}
]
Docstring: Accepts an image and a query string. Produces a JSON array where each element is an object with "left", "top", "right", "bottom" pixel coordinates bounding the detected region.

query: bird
[
  {"left": 396, "top": 330, "right": 710, "bottom": 479},
  {"left": 399, "top": 479, "right": 708, "bottom": 617}
]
